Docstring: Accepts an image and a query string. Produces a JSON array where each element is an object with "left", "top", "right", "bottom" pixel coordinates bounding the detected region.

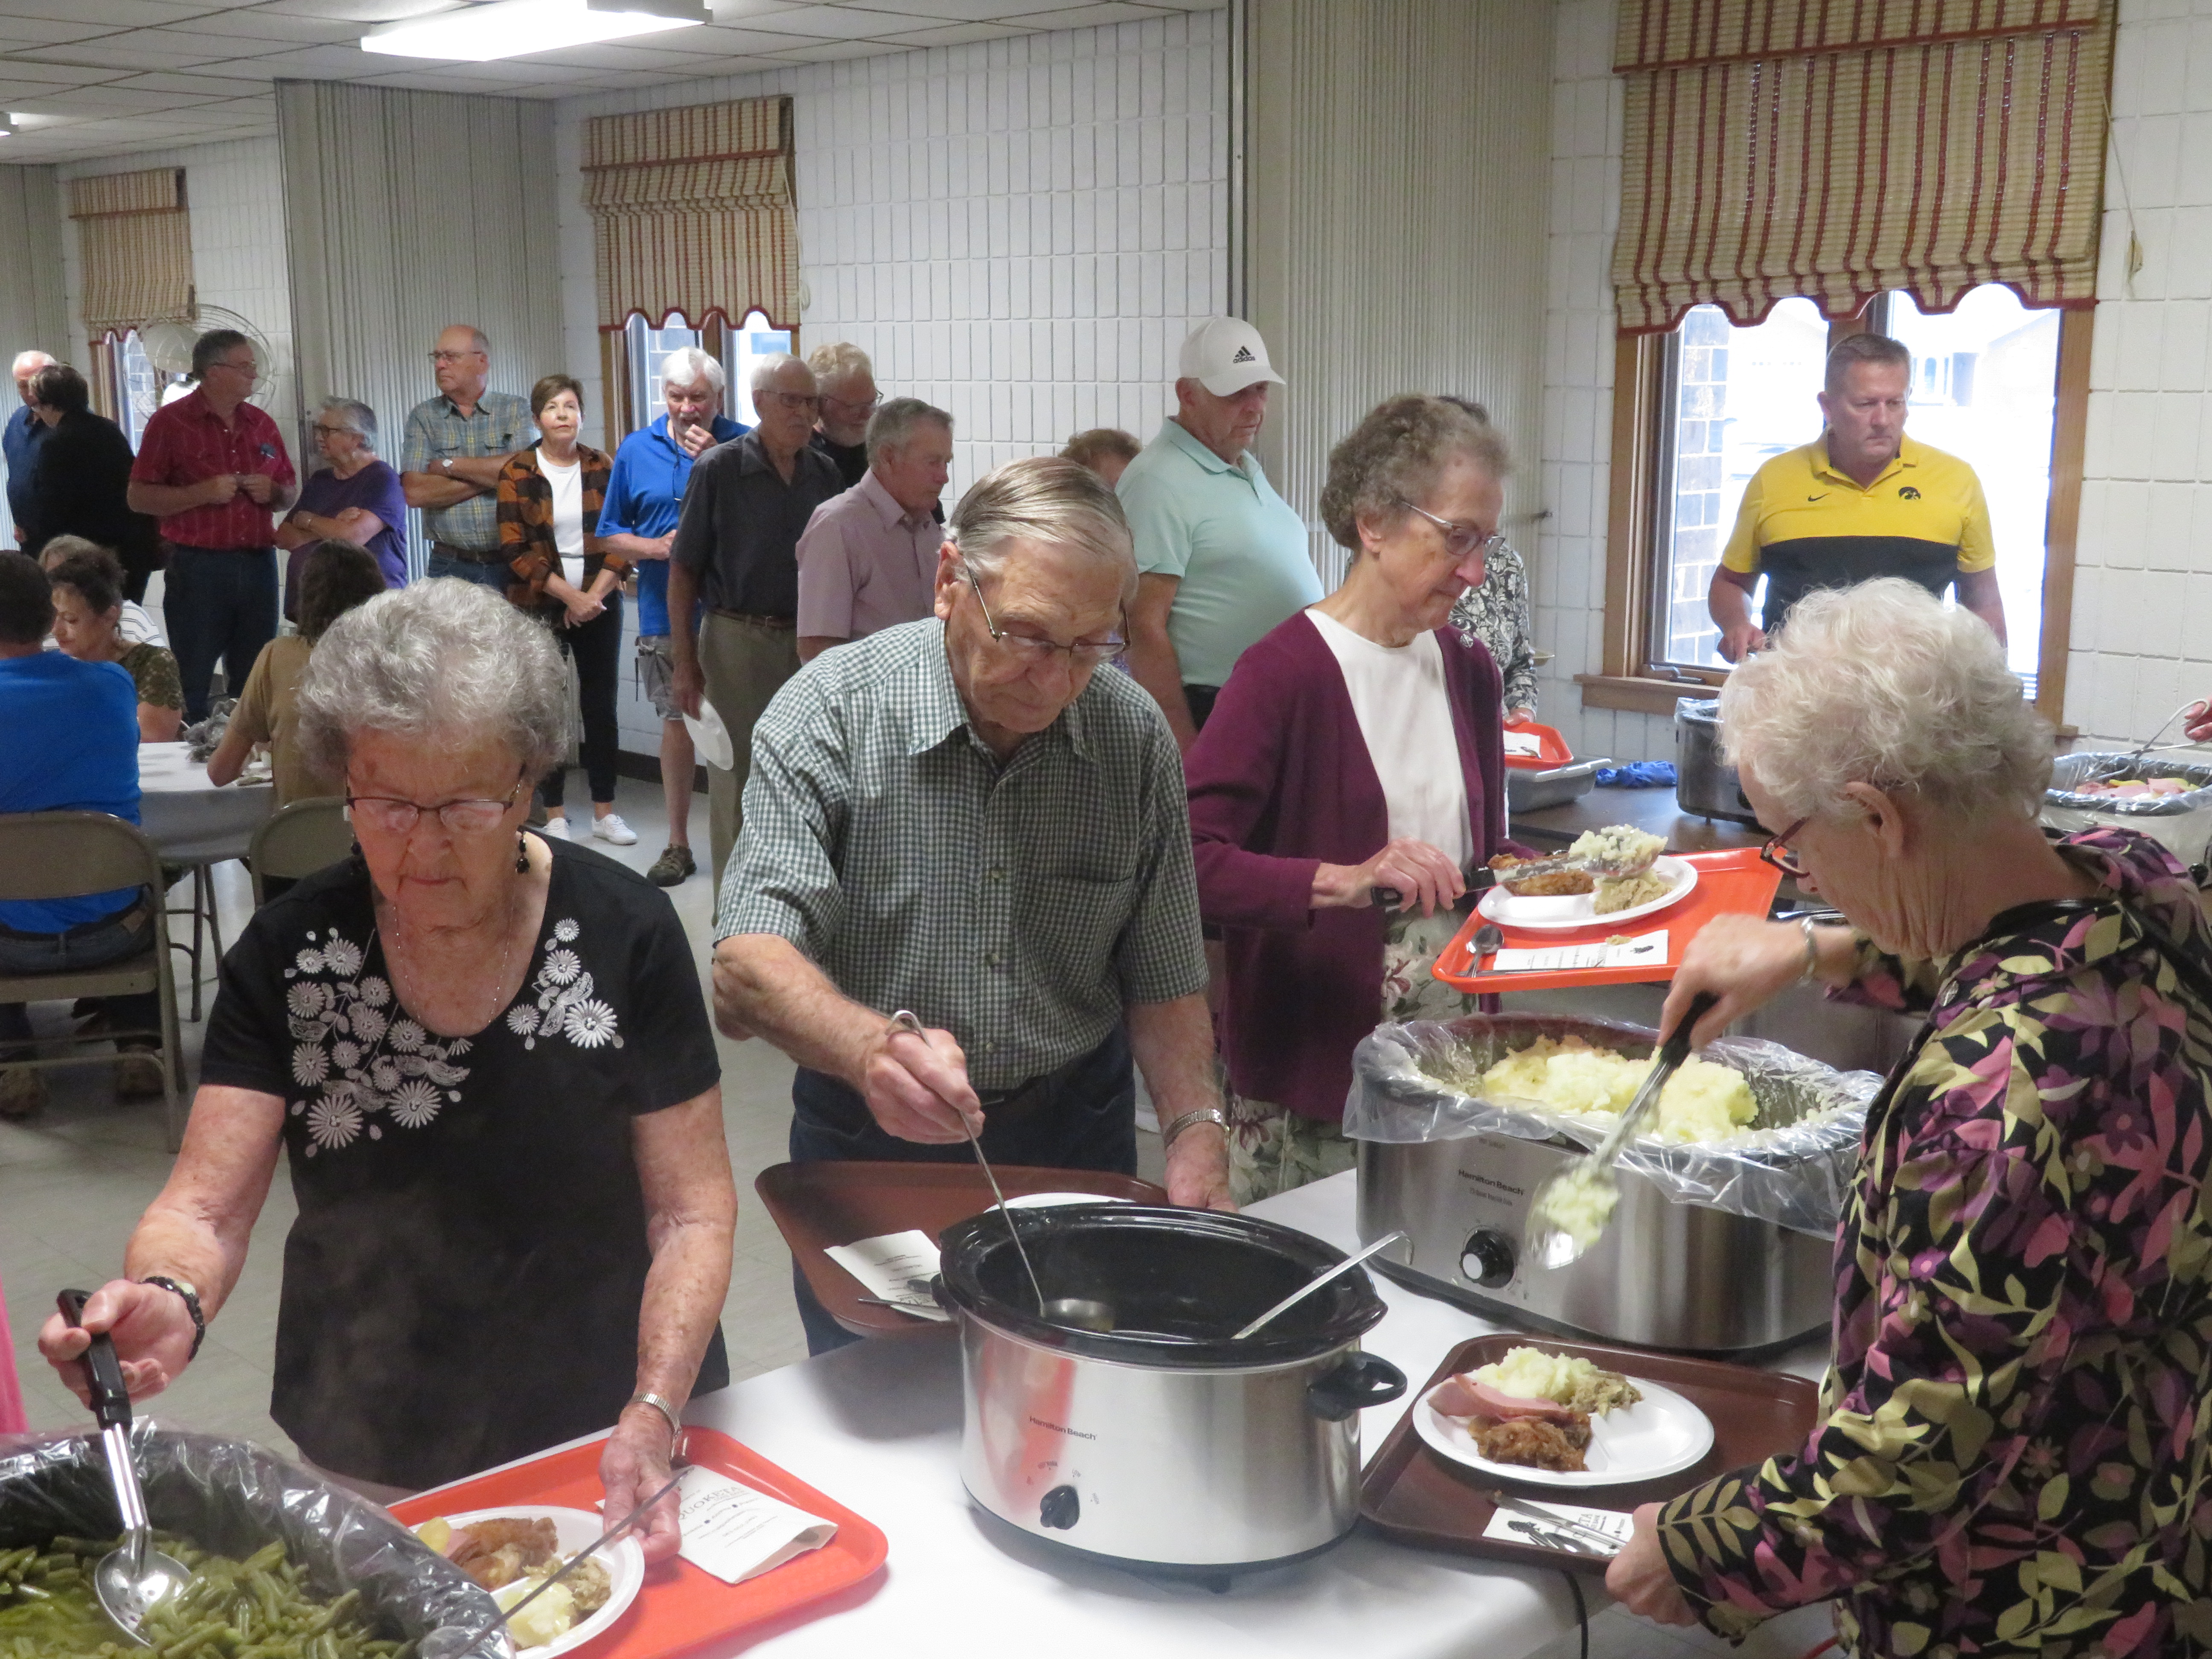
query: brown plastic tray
[
  {"left": 1359, "top": 1333, "right": 1821, "bottom": 1573},
  {"left": 756, "top": 1159, "right": 1168, "bottom": 1338}
]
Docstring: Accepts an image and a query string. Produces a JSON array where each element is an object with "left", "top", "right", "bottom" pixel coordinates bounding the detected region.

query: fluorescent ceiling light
[
  {"left": 0, "top": 116, "right": 16, "bottom": 138},
  {"left": 362, "top": 0, "right": 707, "bottom": 60}
]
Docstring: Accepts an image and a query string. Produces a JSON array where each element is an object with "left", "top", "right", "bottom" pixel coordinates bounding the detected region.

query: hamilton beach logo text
[{"left": 1029, "top": 1417, "right": 1098, "bottom": 1439}]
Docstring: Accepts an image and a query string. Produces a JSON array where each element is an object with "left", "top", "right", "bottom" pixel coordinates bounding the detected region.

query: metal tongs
[
  {"left": 2097, "top": 701, "right": 2206, "bottom": 782},
  {"left": 1523, "top": 992, "right": 1719, "bottom": 1270}
]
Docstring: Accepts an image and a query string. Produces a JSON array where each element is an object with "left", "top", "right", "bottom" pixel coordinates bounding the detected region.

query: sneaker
[
  {"left": 116, "top": 1050, "right": 166, "bottom": 1100},
  {"left": 0, "top": 1063, "right": 46, "bottom": 1120},
  {"left": 539, "top": 816, "right": 571, "bottom": 840},
  {"left": 592, "top": 813, "right": 639, "bottom": 847},
  {"left": 647, "top": 844, "right": 696, "bottom": 887}
]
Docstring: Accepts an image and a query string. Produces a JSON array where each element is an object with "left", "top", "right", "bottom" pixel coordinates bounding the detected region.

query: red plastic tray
[
  {"left": 1501, "top": 719, "right": 1573, "bottom": 771},
  {"left": 391, "top": 1428, "right": 887, "bottom": 1657},
  {"left": 1432, "top": 847, "right": 1783, "bottom": 993}
]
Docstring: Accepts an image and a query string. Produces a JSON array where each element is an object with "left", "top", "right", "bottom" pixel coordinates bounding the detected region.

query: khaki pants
[{"left": 698, "top": 610, "right": 801, "bottom": 891}]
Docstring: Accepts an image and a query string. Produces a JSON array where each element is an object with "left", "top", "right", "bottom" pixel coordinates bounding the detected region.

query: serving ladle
[
  {"left": 56, "top": 1289, "right": 193, "bottom": 1647},
  {"left": 1230, "top": 1231, "right": 1409, "bottom": 1341}
]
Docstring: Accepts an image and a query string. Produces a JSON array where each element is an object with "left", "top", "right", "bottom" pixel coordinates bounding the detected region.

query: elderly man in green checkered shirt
[{"left": 715, "top": 456, "right": 1234, "bottom": 1353}]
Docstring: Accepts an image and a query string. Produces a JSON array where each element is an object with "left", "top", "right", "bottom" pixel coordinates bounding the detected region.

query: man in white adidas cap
[{"left": 1118, "top": 317, "right": 1316, "bottom": 750}]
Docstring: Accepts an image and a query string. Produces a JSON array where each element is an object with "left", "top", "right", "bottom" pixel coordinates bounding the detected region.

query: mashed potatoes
[
  {"left": 1567, "top": 824, "right": 1663, "bottom": 871},
  {"left": 1592, "top": 867, "right": 1674, "bottom": 914},
  {"left": 1478, "top": 1035, "right": 1759, "bottom": 1144},
  {"left": 1476, "top": 1345, "right": 1643, "bottom": 1414},
  {"left": 1528, "top": 1162, "right": 1619, "bottom": 1258}
]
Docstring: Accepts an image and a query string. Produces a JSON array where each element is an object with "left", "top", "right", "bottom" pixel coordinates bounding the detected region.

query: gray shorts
[{"left": 635, "top": 634, "right": 681, "bottom": 721}]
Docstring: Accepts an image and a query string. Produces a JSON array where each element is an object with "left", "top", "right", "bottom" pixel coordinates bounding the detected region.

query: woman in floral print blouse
[
  {"left": 1608, "top": 579, "right": 2212, "bottom": 1658},
  {"left": 37, "top": 580, "right": 735, "bottom": 1561}
]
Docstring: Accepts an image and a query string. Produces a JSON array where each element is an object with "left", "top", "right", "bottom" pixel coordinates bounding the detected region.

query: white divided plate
[
  {"left": 1476, "top": 856, "right": 1698, "bottom": 933},
  {"left": 433, "top": 1506, "right": 645, "bottom": 1656},
  {"left": 1413, "top": 1377, "right": 1715, "bottom": 1487},
  {"left": 1003, "top": 1192, "right": 1134, "bottom": 1209}
]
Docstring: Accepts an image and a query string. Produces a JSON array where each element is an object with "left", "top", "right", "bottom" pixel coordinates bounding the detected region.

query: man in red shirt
[{"left": 127, "top": 329, "right": 296, "bottom": 721}]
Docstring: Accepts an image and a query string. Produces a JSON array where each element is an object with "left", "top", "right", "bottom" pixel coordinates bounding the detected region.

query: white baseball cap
[{"left": 1178, "top": 317, "right": 1285, "bottom": 397}]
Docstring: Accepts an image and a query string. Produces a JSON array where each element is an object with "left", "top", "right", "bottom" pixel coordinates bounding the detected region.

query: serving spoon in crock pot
[
  {"left": 1522, "top": 992, "right": 1719, "bottom": 1270},
  {"left": 1229, "top": 1231, "right": 1409, "bottom": 1341},
  {"left": 55, "top": 1289, "right": 193, "bottom": 1647}
]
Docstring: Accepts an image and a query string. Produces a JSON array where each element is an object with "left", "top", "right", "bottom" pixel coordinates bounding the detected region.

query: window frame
[
  {"left": 1584, "top": 303, "right": 2093, "bottom": 730},
  {"left": 598, "top": 310, "right": 798, "bottom": 451}
]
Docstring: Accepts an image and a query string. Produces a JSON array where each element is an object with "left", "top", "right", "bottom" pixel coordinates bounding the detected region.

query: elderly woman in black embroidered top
[{"left": 36, "top": 577, "right": 736, "bottom": 1555}]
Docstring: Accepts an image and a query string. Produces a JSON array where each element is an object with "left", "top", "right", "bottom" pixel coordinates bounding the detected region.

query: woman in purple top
[
  {"left": 279, "top": 398, "right": 409, "bottom": 614},
  {"left": 1185, "top": 396, "right": 1521, "bottom": 1204}
]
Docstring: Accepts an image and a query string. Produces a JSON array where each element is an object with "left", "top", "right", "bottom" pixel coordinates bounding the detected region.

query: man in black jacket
[{"left": 19, "top": 364, "right": 159, "bottom": 600}]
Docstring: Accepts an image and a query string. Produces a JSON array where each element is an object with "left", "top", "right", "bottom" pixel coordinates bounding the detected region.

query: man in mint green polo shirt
[{"left": 1119, "top": 318, "right": 1318, "bottom": 750}]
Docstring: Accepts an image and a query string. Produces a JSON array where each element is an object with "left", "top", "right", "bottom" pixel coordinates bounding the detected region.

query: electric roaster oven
[{"left": 1346, "top": 1013, "right": 1881, "bottom": 1354}]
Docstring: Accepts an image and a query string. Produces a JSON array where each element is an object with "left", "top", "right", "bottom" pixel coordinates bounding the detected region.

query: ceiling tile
[
  {"left": 875, "top": 19, "right": 1032, "bottom": 44},
  {"left": 178, "top": 8, "right": 368, "bottom": 41},
  {"left": 707, "top": 0, "right": 806, "bottom": 18},
  {"left": 760, "top": 36, "right": 904, "bottom": 58},
  {"left": 0, "top": 0, "right": 212, "bottom": 23},
  {"left": 39, "top": 84, "right": 205, "bottom": 109},
  {"left": 105, "top": 69, "right": 281, "bottom": 95},
  {"left": 690, "top": 23, "right": 814, "bottom": 51},
  {"left": 999, "top": 1, "right": 1164, "bottom": 24},
  {"left": 222, "top": 43, "right": 389, "bottom": 73},
  {"left": 865, "top": 0, "right": 1094, "bottom": 18},
  {"left": 0, "top": 18, "right": 120, "bottom": 47},
  {"left": 740, "top": 6, "right": 933, "bottom": 39},
  {"left": 258, "top": 0, "right": 455, "bottom": 22},
  {"left": 0, "top": 59, "right": 128, "bottom": 86}
]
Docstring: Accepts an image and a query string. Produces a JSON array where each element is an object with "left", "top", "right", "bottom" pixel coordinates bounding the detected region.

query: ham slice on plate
[{"left": 1429, "top": 1374, "right": 1580, "bottom": 1424}]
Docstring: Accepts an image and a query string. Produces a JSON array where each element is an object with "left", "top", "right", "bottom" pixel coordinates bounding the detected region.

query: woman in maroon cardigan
[{"left": 1186, "top": 397, "right": 1519, "bottom": 1203}]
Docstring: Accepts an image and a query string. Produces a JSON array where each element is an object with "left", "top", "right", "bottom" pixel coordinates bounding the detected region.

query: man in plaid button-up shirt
[{"left": 714, "top": 457, "right": 1232, "bottom": 1351}]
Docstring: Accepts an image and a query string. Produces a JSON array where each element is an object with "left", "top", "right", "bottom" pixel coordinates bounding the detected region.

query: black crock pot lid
[{"left": 936, "top": 1203, "right": 1387, "bottom": 1367}]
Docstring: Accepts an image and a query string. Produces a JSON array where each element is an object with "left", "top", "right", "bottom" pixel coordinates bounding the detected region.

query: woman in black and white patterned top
[{"left": 38, "top": 579, "right": 734, "bottom": 1560}]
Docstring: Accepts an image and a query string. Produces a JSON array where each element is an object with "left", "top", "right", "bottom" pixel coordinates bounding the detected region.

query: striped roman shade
[
  {"left": 584, "top": 96, "right": 797, "bottom": 331},
  {"left": 1610, "top": 0, "right": 2114, "bottom": 334},
  {"left": 67, "top": 167, "right": 193, "bottom": 338}
]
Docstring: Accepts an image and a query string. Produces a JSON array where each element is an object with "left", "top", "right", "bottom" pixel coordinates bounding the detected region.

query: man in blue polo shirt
[
  {"left": 596, "top": 347, "right": 747, "bottom": 888},
  {"left": 0, "top": 553, "right": 155, "bottom": 1118}
]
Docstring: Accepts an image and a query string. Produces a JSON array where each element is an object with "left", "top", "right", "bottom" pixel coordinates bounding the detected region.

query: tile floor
[{"left": 1, "top": 775, "right": 1833, "bottom": 1659}]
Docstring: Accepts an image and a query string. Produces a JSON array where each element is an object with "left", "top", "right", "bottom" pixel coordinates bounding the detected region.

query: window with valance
[
  {"left": 68, "top": 167, "right": 193, "bottom": 341},
  {"left": 1610, "top": 0, "right": 2116, "bottom": 333}
]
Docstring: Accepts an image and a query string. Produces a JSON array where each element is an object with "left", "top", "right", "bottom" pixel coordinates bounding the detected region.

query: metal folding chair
[
  {"left": 247, "top": 796, "right": 354, "bottom": 908},
  {"left": 0, "top": 811, "right": 186, "bottom": 1149}
]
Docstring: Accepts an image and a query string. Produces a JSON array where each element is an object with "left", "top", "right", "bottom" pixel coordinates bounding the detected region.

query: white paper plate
[
  {"left": 1476, "top": 856, "right": 1698, "bottom": 933},
  {"left": 1003, "top": 1192, "right": 1134, "bottom": 1209},
  {"left": 433, "top": 1506, "right": 645, "bottom": 1656},
  {"left": 1413, "top": 1377, "right": 1715, "bottom": 1488}
]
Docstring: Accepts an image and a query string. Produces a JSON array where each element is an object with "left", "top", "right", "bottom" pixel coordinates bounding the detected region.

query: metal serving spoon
[
  {"left": 1230, "top": 1231, "right": 1409, "bottom": 1341},
  {"left": 886, "top": 1010, "right": 1046, "bottom": 1314},
  {"left": 56, "top": 1289, "right": 193, "bottom": 1647},
  {"left": 1522, "top": 992, "right": 1720, "bottom": 1270}
]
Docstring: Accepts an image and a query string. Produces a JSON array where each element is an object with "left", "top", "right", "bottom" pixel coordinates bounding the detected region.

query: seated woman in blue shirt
[{"left": 0, "top": 553, "right": 159, "bottom": 1118}]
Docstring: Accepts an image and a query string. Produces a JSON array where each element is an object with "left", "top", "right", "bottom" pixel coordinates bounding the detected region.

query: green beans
[{"left": 0, "top": 1533, "right": 415, "bottom": 1659}]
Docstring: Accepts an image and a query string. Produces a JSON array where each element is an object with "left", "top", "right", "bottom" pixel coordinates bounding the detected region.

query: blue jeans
[
  {"left": 164, "top": 545, "right": 278, "bottom": 722},
  {"left": 0, "top": 898, "right": 159, "bottom": 1053},
  {"left": 786, "top": 1026, "right": 1136, "bottom": 1355},
  {"left": 424, "top": 553, "right": 510, "bottom": 592}
]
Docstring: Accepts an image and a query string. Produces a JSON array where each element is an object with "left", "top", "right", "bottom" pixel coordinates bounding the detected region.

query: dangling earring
[{"left": 515, "top": 831, "right": 529, "bottom": 874}]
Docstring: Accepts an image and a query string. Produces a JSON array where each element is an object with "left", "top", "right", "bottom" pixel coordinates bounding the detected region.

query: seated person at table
[
  {"left": 1185, "top": 396, "right": 1520, "bottom": 1204},
  {"left": 208, "top": 539, "right": 386, "bottom": 809},
  {"left": 38, "top": 535, "right": 166, "bottom": 649},
  {"left": 41, "top": 579, "right": 735, "bottom": 1549},
  {"left": 46, "top": 544, "right": 183, "bottom": 743},
  {"left": 0, "top": 553, "right": 161, "bottom": 1119}
]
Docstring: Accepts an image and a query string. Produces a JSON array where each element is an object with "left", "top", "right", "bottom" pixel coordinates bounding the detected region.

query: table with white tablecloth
[
  {"left": 417, "top": 1170, "right": 1831, "bottom": 1659},
  {"left": 136, "top": 741, "right": 272, "bottom": 862}
]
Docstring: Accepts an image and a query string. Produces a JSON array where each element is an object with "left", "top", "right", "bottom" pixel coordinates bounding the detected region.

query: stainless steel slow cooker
[
  {"left": 935, "top": 1205, "right": 1406, "bottom": 1576},
  {"left": 1675, "top": 696, "right": 1760, "bottom": 825},
  {"left": 1350, "top": 1013, "right": 1866, "bottom": 1354}
]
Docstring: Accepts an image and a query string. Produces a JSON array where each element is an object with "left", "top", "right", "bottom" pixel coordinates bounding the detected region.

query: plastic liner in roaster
[
  {"left": 0, "top": 1422, "right": 511, "bottom": 1658},
  {"left": 1342, "top": 1012, "right": 1882, "bottom": 1237}
]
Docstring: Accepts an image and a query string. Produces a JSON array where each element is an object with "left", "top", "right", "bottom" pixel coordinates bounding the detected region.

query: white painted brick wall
[
  {"left": 2065, "top": 0, "right": 2212, "bottom": 748},
  {"left": 58, "top": 138, "right": 299, "bottom": 459},
  {"left": 552, "top": 15, "right": 1231, "bottom": 761}
]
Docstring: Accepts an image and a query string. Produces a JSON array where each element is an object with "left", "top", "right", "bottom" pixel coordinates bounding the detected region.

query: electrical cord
[
  {"left": 1559, "top": 1569, "right": 1588, "bottom": 1659},
  {"left": 1797, "top": 1641, "right": 1837, "bottom": 1659}
]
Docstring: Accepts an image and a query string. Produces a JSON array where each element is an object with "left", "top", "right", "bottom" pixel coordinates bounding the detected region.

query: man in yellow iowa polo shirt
[{"left": 1707, "top": 332, "right": 2005, "bottom": 662}]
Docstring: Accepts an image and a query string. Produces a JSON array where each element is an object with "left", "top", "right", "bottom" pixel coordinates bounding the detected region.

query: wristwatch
[{"left": 139, "top": 1275, "right": 206, "bottom": 1360}]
